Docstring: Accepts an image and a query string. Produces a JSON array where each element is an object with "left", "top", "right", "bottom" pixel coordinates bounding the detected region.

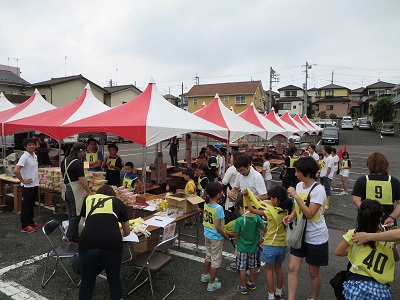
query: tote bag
[{"left": 286, "top": 183, "right": 319, "bottom": 249}]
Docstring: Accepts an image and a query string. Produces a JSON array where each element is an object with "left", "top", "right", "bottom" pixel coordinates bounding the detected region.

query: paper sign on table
[
  {"left": 144, "top": 216, "right": 175, "bottom": 228},
  {"left": 123, "top": 231, "right": 139, "bottom": 242}
]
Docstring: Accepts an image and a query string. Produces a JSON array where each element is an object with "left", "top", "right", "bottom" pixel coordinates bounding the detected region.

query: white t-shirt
[
  {"left": 234, "top": 167, "right": 267, "bottom": 196},
  {"left": 295, "top": 182, "right": 329, "bottom": 244},
  {"left": 333, "top": 155, "right": 339, "bottom": 172},
  {"left": 263, "top": 161, "right": 272, "bottom": 181},
  {"left": 17, "top": 151, "right": 39, "bottom": 187},
  {"left": 222, "top": 165, "right": 238, "bottom": 209},
  {"left": 320, "top": 155, "right": 334, "bottom": 179},
  {"left": 218, "top": 155, "right": 225, "bottom": 176},
  {"left": 311, "top": 151, "right": 319, "bottom": 161}
]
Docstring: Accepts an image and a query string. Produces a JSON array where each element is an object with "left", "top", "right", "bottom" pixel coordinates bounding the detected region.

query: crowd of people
[{"left": 11, "top": 133, "right": 400, "bottom": 299}]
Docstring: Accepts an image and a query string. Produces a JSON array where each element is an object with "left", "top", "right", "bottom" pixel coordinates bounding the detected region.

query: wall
[
  {"left": 277, "top": 100, "right": 302, "bottom": 115},
  {"left": 110, "top": 89, "right": 140, "bottom": 107},
  {"left": 316, "top": 102, "right": 349, "bottom": 117},
  {"left": 320, "top": 88, "right": 349, "bottom": 97}
]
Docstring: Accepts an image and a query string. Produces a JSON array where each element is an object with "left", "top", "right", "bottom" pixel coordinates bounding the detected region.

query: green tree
[
  {"left": 370, "top": 96, "right": 395, "bottom": 123},
  {"left": 329, "top": 113, "right": 337, "bottom": 119},
  {"left": 306, "top": 101, "right": 314, "bottom": 118},
  {"left": 318, "top": 111, "right": 327, "bottom": 119}
]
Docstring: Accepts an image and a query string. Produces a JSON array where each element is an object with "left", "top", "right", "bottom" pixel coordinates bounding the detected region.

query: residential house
[
  {"left": 360, "top": 81, "right": 396, "bottom": 115},
  {"left": 392, "top": 84, "right": 400, "bottom": 122},
  {"left": 0, "top": 70, "right": 31, "bottom": 104},
  {"left": 163, "top": 93, "right": 180, "bottom": 107},
  {"left": 276, "top": 85, "right": 304, "bottom": 115},
  {"left": 264, "top": 89, "right": 279, "bottom": 112},
  {"left": 103, "top": 84, "right": 141, "bottom": 107},
  {"left": 314, "top": 84, "right": 351, "bottom": 118},
  {"left": 307, "top": 87, "right": 319, "bottom": 103},
  {"left": 186, "top": 80, "right": 265, "bottom": 113},
  {"left": 348, "top": 87, "right": 364, "bottom": 117}
]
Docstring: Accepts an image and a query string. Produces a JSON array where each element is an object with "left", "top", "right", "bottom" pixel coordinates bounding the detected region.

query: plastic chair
[
  {"left": 41, "top": 220, "right": 80, "bottom": 288},
  {"left": 127, "top": 235, "right": 178, "bottom": 299}
]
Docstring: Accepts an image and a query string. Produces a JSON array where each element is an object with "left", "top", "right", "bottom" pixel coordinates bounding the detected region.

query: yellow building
[{"left": 186, "top": 80, "right": 265, "bottom": 113}]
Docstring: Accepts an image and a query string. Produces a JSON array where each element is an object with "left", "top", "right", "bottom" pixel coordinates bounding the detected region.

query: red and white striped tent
[
  {"left": 61, "top": 79, "right": 228, "bottom": 146},
  {"left": 280, "top": 111, "right": 310, "bottom": 136},
  {"left": 238, "top": 103, "right": 290, "bottom": 139},
  {"left": 302, "top": 115, "right": 323, "bottom": 132},
  {"left": 264, "top": 108, "right": 298, "bottom": 136},
  {"left": 0, "top": 92, "right": 15, "bottom": 112},
  {"left": 293, "top": 114, "right": 318, "bottom": 135},
  {"left": 5, "top": 84, "right": 110, "bottom": 139},
  {"left": 1, "top": 89, "right": 56, "bottom": 136},
  {"left": 193, "top": 94, "right": 266, "bottom": 143}
]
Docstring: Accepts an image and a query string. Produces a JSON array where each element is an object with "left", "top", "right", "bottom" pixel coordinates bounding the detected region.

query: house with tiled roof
[
  {"left": 186, "top": 80, "right": 264, "bottom": 113},
  {"left": 360, "top": 81, "right": 396, "bottom": 115},
  {"left": 348, "top": 87, "right": 365, "bottom": 116},
  {"left": 103, "top": 84, "right": 142, "bottom": 107},
  {"left": 0, "top": 70, "right": 31, "bottom": 104},
  {"left": 275, "top": 85, "right": 304, "bottom": 115},
  {"left": 314, "top": 83, "right": 351, "bottom": 117},
  {"left": 163, "top": 93, "right": 180, "bottom": 107}
]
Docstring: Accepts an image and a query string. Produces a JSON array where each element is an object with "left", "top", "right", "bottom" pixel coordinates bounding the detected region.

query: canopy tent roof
[
  {"left": 5, "top": 84, "right": 110, "bottom": 138},
  {"left": 61, "top": 79, "right": 228, "bottom": 146},
  {"left": 264, "top": 108, "right": 297, "bottom": 136},
  {"left": 193, "top": 94, "right": 266, "bottom": 142},
  {"left": 238, "top": 103, "right": 289, "bottom": 139},
  {"left": 302, "top": 115, "right": 323, "bottom": 132},
  {"left": 0, "top": 92, "right": 15, "bottom": 112},
  {"left": 280, "top": 111, "right": 309, "bottom": 136},
  {"left": 0, "top": 89, "right": 56, "bottom": 135},
  {"left": 293, "top": 114, "right": 318, "bottom": 134}
]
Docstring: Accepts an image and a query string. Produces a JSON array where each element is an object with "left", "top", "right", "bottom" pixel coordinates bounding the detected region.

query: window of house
[
  {"left": 293, "top": 105, "right": 296, "bottom": 109},
  {"left": 326, "top": 91, "right": 334, "bottom": 97},
  {"left": 224, "top": 96, "right": 229, "bottom": 103},
  {"left": 315, "top": 104, "right": 319, "bottom": 111},
  {"left": 352, "top": 96, "right": 361, "bottom": 102},
  {"left": 122, "top": 101, "right": 127, "bottom": 104},
  {"left": 326, "top": 105, "right": 333, "bottom": 110},
  {"left": 193, "top": 98, "right": 198, "bottom": 106},
  {"left": 284, "top": 91, "right": 297, "bottom": 97},
  {"left": 282, "top": 103, "right": 291, "bottom": 110},
  {"left": 235, "top": 96, "right": 246, "bottom": 105}
]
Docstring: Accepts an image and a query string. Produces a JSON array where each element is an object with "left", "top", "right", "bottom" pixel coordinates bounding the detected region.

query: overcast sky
[{"left": 1, "top": 0, "right": 400, "bottom": 96}]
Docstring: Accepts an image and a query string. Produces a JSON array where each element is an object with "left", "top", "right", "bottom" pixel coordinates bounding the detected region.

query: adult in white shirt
[
  {"left": 262, "top": 153, "right": 272, "bottom": 192},
  {"left": 228, "top": 154, "right": 267, "bottom": 201},
  {"left": 319, "top": 145, "right": 334, "bottom": 208},
  {"left": 307, "top": 144, "right": 319, "bottom": 161},
  {"left": 331, "top": 148, "right": 340, "bottom": 190},
  {"left": 222, "top": 151, "right": 240, "bottom": 209}
]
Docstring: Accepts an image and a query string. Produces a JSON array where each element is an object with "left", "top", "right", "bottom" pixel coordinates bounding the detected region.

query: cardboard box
[
  {"left": 166, "top": 193, "right": 205, "bottom": 213},
  {"left": 133, "top": 235, "right": 159, "bottom": 253},
  {"left": 136, "top": 193, "right": 157, "bottom": 204}
]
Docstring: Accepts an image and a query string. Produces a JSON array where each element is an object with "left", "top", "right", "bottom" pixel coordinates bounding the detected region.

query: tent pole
[
  {"left": 142, "top": 146, "right": 146, "bottom": 194},
  {"left": 1, "top": 123, "right": 5, "bottom": 159},
  {"left": 196, "top": 134, "right": 198, "bottom": 157},
  {"left": 58, "top": 140, "right": 62, "bottom": 168}
]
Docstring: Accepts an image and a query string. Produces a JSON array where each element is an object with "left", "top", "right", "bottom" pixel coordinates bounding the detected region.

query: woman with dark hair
[
  {"left": 283, "top": 146, "right": 299, "bottom": 189},
  {"left": 352, "top": 152, "right": 400, "bottom": 226},
  {"left": 78, "top": 184, "right": 130, "bottom": 300},
  {"left": 335, "top": 200, "right": 399, "bottom": 300},
  {"left": 61, "top": 142, "right": 92, "bottom": 243},
  {"left": 283, "top": 156, "right": 329, "bottom": 300}
]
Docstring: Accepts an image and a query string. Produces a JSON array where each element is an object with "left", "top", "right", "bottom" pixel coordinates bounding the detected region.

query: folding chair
[
  {"left": 41, "top": 220, "right": 80, "bottom": 288},
  {"left": 127, "top": 235, "right": 178, "bottom": 299}
]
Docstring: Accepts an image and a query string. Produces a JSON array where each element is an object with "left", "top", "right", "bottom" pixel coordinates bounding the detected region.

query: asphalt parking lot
[{"left": 1, "top": 128, "right": 400, "bottom": 300}]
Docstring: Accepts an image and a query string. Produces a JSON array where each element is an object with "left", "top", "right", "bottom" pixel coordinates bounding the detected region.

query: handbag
[
  {"left": 61, "top": 159, "right": 77, "bottom": 200},
  {"left": 286, "top": 182, "right": 319, "bottom": 249},
  {"left": 329, "top": 262, "right": 351, "bottom": 300}
]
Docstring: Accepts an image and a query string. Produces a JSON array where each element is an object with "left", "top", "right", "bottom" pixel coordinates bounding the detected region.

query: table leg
[
  {"left": 195, "top": 215, "right": 199, "bottom": 254},
  {"left": 0, "top": 181, "right": 6, "bottom": 208},
  {"left": 178, "top": 225, "right": 181, "bottom": 249}
]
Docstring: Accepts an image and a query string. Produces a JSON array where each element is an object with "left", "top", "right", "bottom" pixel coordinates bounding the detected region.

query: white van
[{"left": 341, "top": 116, "right": 353, "bottom": 130}]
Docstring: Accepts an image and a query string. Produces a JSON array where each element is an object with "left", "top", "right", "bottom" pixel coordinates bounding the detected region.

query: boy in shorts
[{"left": 228, "top": 195, "right": 265, "bottom": 294}]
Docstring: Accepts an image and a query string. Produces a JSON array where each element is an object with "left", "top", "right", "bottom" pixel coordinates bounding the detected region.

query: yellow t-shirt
[
  {"left": 184, "top": 179, "right": 196, "bottom": 194},
  {"left": 263, "top": 204, "right": 287, "bottom": 246}
]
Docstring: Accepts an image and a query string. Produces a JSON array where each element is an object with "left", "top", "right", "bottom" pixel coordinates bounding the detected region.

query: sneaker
[
  {"left": 246, "top": 268, "right": 260, "bottom": 276},
  {"left": 29, "top": 222, "right": 43, "bottom": 228},
  {"left": 207, "top": 281, "right": 221, "bottom": 292},
  {"left": 236, "top": 284, "right": 248, "bottom": 295},
  {"left": 325, "top": 205, "right": 329, "bottom": 210},
  {"left": 63, "top": 239, "right": 78, "bottom": 245},
  {"left": 200, "top": 274, "right": 219, "bottom": 283},
  {"left": 21, "top": 226, "right": 36, "bottom": 233},
  {"left": 275, "top": 294, "right": 285, "bottom": 300},
  {"left": 339, "top": 191, "right": 348, "bottom": 195},
  {"left": 246, "top": 281, "right": 256, "bottom": 290}
]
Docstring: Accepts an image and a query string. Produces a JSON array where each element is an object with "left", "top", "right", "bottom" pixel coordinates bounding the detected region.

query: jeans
[
  {"left": 65, "top": 185, "right": 80, "bottom": 242},
  {"left": 170, "top": 154, "right": 178, "bottom": 166},
  {"left": 21, "top": 186, "right": 38, "bottom": 228},
  {"left": 79, "top": 248, "right": 123, "bottom": 300}
]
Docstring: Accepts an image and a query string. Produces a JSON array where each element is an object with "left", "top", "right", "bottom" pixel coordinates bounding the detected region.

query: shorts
[
  {"left": 343, "top": 279, "right": 391, "bottom": 300},
  {"left": 204, "top": 237, "right": 223, "bottom": 268},
  {"left": 236, "top": 251, "right": 257, "bottom": 270},
  {"left": 290, "top": 241, "right": 329, "bottom": 266},
  {"left": 262, "top": 245, "right": 287, "bottom": 264},
  {"left": 320, "top": 177, "right": 332, "bottom": 197}
]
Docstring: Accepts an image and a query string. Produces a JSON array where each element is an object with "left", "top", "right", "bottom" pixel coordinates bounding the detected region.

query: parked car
[
  {"left": 63, "top": 135, "right": 79, "bottom": 145},
  {"left": 321, "top": 127, "right": 339, "bottom": 145},
  {"left": 287, "top": 135, "right": 301, "bottom": 144},
  {"left": 316, "top": 119, "right": 337, "bottom": 128},
  {"left": 358, "top": 119, "right": 371, "bottom": 130},
  {"left": 381, "top": 123, "right": 395, "bottom": 136},
  {"left": 341, "top": 116, "right": 354, "bottom": 130},
  {"left": 105, "top": 134, "right": 132, "bottom": 144},
  {"left": 355, "top": 118, "right": 367, "bottom": 127}
]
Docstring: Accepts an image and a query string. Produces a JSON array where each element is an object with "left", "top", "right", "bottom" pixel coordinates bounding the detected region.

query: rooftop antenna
[{"left": 65, "top": 56, "right": 67, "bottom": 76}]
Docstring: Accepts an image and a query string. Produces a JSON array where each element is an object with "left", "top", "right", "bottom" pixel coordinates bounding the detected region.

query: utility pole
[
  {"left": 302, "top": 61, "right": 313, "bottom": 116},
  {"left": 268, "top": 67, "right": 279, "bottom": 112},
  {"left": 331, "top": 69, "right": 334, "bottom": 84},
  {"left": 194, "top": 74, "right": 199, "bottom": 85},
  {"left": 181, "top": 82, "right": 184, "bottom": 109}
]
